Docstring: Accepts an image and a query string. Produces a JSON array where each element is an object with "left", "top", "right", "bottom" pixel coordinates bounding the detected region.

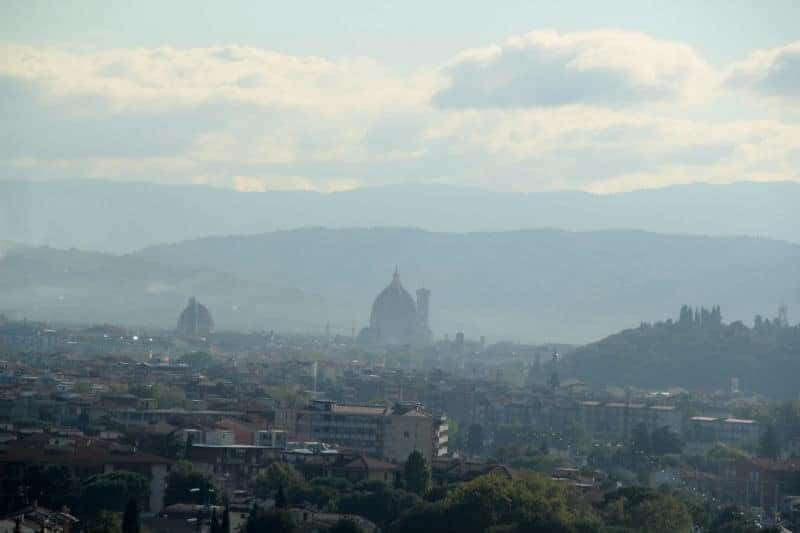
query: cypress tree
[
  {"left": 221, "top": 504, "right": 231, "bottom": 533},
  {"left": 404, "top": 450, "right": 431, "bottom": 496},
  {"left": 209, "top": 507, "right": 219, "bottom": 533},
  {"left": 122, "top": 498, "right": 140, "bottom": 533},
  {"left": 275, "top": 484, "right": 288, "bottom": 509}
]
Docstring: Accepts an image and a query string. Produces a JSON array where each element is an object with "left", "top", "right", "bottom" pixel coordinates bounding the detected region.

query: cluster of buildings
[{"left": 1, "top": 277, "right": 799, "bottom": 528}]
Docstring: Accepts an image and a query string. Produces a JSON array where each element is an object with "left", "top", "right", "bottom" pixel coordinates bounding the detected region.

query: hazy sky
[{"left": 1, "top": 0, "right": 799, "bottom": 193}]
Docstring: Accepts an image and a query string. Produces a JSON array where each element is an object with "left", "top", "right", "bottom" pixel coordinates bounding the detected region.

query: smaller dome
[{"left": 177, "top": 297, "right": 214, "bottom": 336}]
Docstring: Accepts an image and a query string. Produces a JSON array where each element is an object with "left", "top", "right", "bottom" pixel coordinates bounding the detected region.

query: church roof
[
  {"left": 369, "top": 269, "right": 416, "bottom": 327},
  {"left": 177, "top": 296, "right": 214, "bottom": 335}
]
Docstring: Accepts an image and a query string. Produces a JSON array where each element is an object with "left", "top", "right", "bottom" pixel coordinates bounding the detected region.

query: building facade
[{"left": 281, "top": 400, "right": 447, "bottom": 463}]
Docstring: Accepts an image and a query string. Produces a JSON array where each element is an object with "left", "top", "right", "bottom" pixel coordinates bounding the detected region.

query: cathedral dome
[
  {"left": 177, "top": 297, "right": 214, "bottom": 336},
  {"left": 367, "top": 268, "right": 418, "bottom": 345}
]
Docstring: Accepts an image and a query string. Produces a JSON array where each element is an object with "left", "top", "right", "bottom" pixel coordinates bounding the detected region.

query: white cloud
[
  {"left": 0, "top": 35, "right": 799, "bottom": 194},
  {"left": 726, "top": 41, "right": 800, "bottom": 102},
  {"left": 433, "top": 29, "right": 715, "bottom": 109},
  {"left": 0, "top": 44, "right": 439, "bottom": 113}
]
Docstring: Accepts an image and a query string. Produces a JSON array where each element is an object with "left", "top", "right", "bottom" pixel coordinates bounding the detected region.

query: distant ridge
[
  {"left": 1, "top": 226, "right": 798, "bottom": 343},
  {"left": 1, "top": 180, "right": 797, "bottom": 252}
]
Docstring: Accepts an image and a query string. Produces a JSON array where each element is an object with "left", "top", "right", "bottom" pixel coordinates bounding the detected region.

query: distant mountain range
[
  {"left": 1, "top": 180, "right": 798, "bottom": 252},
  {"left": 2, "top": 227, "right": 798, "bottom": 343}
]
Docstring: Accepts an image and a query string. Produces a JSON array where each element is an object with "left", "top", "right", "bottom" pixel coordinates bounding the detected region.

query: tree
[
  {"left": 16, "top": 464, "right": 81, "bottom": 512},
  {"left": 339, "top": 485, "right": 420, "bottom": 527},
  {"left": 164, "top": 461, "right": 217, "bottom": 506},
  {"left": 209, "top": 507, "right": 219, "bottom": 533},
  {"left": 329, "top": 517, "right": 364, "bottom": 533},
  {"left": 81, "top": 471, "right": 149, "bottom": 514},
  {"left": 630, "top": 495, "right": 691, "bottom": 533},
  {"left": 275, "top": 484, "right": 288, "bottom": 509},
  {"left": 244, "top": 508, "right": 295, "bottom": 533},
  {"left": 254, "top": 462, "right": 304, "bottom": 499},
  {"left": 759, "top": 423, "right": 781, "bottom": 458},
  {"left": 403, "top": 450, "right": 430, "bottom": 496},
  {"left": 221, "top": 505, "right": 231, "bottom": 533},
  {"left": 288, "top": 480, "right": 339, "bottom": 509},
  {"left": 393, "top": 473, "right": 578, "bottom": 533},
  {"left": 88, "top": 511, "right": 121, "bottom": 533},
  {"left": 121, "top": 498, "right": 140, "bottom": 533}
]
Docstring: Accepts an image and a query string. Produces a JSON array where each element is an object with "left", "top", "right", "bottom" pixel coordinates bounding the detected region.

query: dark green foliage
[
  {"left": 121, "top": 498, "right": 140, "bottom": 533},
  {"left": 601, "top": 487, "right": 693, "bottom": 533},
  {"left": 87, "top": 511, "right": 121, "bottom": 533},
  {"left": 164, "top": 461, "right": 217, "bottom": 506},
  {"left": 209, "top": 507, "right": 219, "bottom": 533},
  {"left": 329, "top": 517, "right": 364, "bottom": 533},
  {"left": 81, "top": 471, "right": 149, "bottom": 514},
  {"left": 10, "top": 464, "right": 81, "bottom": 513},
  {"left": 309, "top": 476, "right": 353, "bottom": 492},
  {"left": 339, "top": 485, "right": 421, "bottom": 527},
  {"left": 221, "top": 505, "right": 231, "bottom": 533},
  {"left": 244, "top": 508, "right": 295, "bottom": 533},
  {"left": 565, "top": 305, "right": 800, "bottom": 398},
  {"left": 254, "top": 462, "right": 304, "bottom": 498},
  {"left": 391, "top": 473, "right": 588, "bottom": 533},
  {"left": 288, "top": 480, "right": 339, "bottom": 509},
  {"left": 403, "top": 450, "right": 431, "bottom": 496},
  {"left": 275, "top": 484, "right": 288, "bottom": 509},
  {"left": 425, "top": 485, "right": 449, "bottom": 502}
]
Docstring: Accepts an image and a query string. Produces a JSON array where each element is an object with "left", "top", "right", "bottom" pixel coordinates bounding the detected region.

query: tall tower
[
  {"left": 778, "top": 305, "right": 789, "bottom": 327},
  {"left": 416, "top": 287, "right": 430, "bottom": 330}
]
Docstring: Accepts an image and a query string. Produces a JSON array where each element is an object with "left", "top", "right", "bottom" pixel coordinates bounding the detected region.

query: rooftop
[{"left": 0, "top": 434, "right": 173, "bottom": 467}]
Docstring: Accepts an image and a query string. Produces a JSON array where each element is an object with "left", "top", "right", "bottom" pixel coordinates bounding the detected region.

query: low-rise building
[
  {"left": 732, "top": 458, "right": 800, "bottom": 511},
  {"left": 0, "top": 434, "right": 172, "bottom": 513},
  {"left": 279, "top": 400, "right": 447, "bottom": 463},
  {"left": 686, "top": 416, "right": 760, "bottom": 453}
]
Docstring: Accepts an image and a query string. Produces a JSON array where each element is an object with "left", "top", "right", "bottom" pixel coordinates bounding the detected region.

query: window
[{"left": 403, "top": 431, "right": 410, "bottom": 438}]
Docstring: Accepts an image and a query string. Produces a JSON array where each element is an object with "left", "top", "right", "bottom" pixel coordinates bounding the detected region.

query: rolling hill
[
  {"left": 135, "top": 227, "right": 800, "bottom": 343},
  {"left": 1, "top": 180, "right": 798, "bottom": 252},
  {"left": 3, "top": 227, "right": 798, "bottom": 343}
]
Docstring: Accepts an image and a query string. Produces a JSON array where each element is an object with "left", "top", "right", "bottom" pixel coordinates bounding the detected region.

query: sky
[{"left": 1, "top": 0, "right": 799, "bottom": 194}]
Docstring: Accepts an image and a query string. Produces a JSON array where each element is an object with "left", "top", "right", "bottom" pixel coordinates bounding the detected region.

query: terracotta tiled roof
[
  {"left": 343, "top": 456, "right": 400, "bottom": 472},
  {"left": 0, "top": 434, "right": 173, "bottom": 467}
]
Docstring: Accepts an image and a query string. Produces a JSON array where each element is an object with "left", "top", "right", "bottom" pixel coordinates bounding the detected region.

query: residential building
[{"left": 280, "top": 400, "right": 447, "bottom": 462}]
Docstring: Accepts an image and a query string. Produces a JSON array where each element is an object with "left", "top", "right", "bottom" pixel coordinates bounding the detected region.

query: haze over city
[{"left": 1, "top": 2, "right": 799, "bottom": 533}]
